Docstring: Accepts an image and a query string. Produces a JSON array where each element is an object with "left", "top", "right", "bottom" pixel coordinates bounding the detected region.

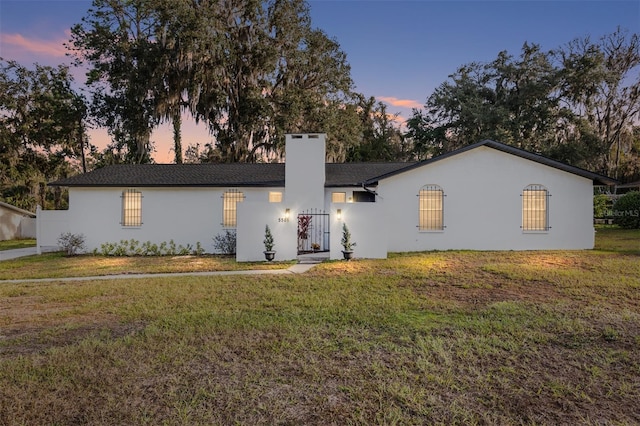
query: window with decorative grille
[
  {"left": 222, "top": 189, "right": 245, "bottom": 227},
  {"left": 522, "top": 184, "right": 550, "bottom": 231},
  {"left": 419, "top": 185, "right": 444, "bottom": 231},
  {"left": 121, "top": 189, "right": 142, "bottom": 227}
]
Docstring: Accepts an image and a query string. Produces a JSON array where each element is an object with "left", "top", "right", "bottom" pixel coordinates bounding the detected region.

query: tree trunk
[{"left": 173, "top": 110, "right": 183, "bottom": 164}]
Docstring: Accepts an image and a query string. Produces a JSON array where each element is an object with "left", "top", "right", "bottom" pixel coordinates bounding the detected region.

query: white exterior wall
[
  {"left": 65, "top": 186, "right": 276, "bottom": 253},
  {"left": 379, "top": 146, "right": 595, "bottom": 251},
  {"left": 236, "top": 201, "right": 297, "bottom": 261},
  {"left": 329, "top": 203, "right": 387, "bottom": 260}
]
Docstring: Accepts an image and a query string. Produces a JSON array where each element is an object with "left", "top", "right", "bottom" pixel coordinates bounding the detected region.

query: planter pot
[
  {"left": 342, "top": 250, "right": 354, "bottom": 260},
  {"left": 264, "top": 251, "right": 276, "bottom": 261}
]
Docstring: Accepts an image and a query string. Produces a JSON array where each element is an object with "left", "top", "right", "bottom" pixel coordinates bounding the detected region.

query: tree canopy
[
  {"left": 406, "top": 28, "right": 640, "bottom": 180},
  {"left": 70, "top": 0, "right": 359, "bottom": 163},
  {"left": 0, "top": 59, "right": 88, "bottom": 210}
]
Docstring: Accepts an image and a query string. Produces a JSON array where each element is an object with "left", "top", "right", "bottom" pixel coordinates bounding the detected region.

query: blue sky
[{"left": 1, "top": 0, "right": 638, "bottom": 161}]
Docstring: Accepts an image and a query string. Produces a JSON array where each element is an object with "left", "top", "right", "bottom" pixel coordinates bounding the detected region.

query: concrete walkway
[
  {"left": 0, "top": 246, "right": 59, "bottom": 261},
  {"left": 0, "top": 247, "right": 38, "bottom": 261},
  {"left": 0, "top": 247, "right": 321, "bottom": 284}
]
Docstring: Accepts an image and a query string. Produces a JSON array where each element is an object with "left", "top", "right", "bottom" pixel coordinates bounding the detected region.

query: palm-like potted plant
[
  {"left": 263, "top": 225, "right": 276, "bottom": 261},
  {"left": 341, "top": 223, "right": 356, "bottom": 260}
]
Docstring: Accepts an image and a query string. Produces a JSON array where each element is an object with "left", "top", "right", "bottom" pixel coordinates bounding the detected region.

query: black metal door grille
[{"left": 297, "top": 209, "right": 330, "bottom": 254}]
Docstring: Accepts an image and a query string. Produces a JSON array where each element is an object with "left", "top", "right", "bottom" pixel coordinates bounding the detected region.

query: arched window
[
  {"left": 121, "top": 189, "right": 142, "bottom": 227},
  {"left": 222, "top": 189, "right": 245, "bottom": 228},
  {"left": 419, "top": 185, "right": 444, "bottom": 231},
  {"left": 522, "top": 184, "right": 549, "bottom": 231}
]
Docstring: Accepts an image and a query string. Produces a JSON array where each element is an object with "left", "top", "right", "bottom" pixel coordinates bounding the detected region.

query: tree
[
  {"left": 405, "top": 29, "right": 640, "bottom": 181},
  {"left": 188, "top": 0, "right": 356, "bottom": 162},
  {"left": 556, "top": 27, "right": 640, "bottom": 178},
  {"left": 71, "top": 0, "right": 357, "bottom": 164},
  {"left": 406, "top": 44, "right": 561, "bottom": 159},
  {"left": 347, "top": 96, "right": 409, "bottom": 162},
  {"left": 0, "top": 59, "right": 88, "bottom": 210},
  {"left": 70, "top": 0, "right": 161, "bottom": 164}
]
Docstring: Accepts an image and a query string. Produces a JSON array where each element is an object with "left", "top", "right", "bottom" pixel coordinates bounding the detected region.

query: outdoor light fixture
[
  {"left": 285, "top": 208, "right": 290, "bottom": 219},
  {"left": 336, "top": 209, "right": 342, "bottom": 220}
]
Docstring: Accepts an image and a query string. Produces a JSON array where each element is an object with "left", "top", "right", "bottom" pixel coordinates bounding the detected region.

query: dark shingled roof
[
  {"left": 49, "top": 140, "right": 617, "bottom": 188},
  {"left": 49, "top": 162, "right": 414, "bottom": 188},
  {"left": 50, "top": 163, "right": 285, "bottom": 187}
]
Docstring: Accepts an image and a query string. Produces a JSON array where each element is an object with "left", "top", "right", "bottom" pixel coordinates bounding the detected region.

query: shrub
[
  {"left": 57, "top": 232, "right": 86, "bottom": 256},
  {"left": 213, "top": 230, "right": 237, "bottom": 254},
  {"left": 97, "top": 239, "right": 204, "bottom": 256},
  {"left": 593, "top": 193, "right": 611, "bottom": 219},
  {"left": 263, "top": 225, "right": 275, "bottom": 252},
  {"left": 341, "top": 223, "right": 356, "bottom": 252},
  {"left": 193, "top": 242, "right": 205, "bottom": 256},
  {"left": 612, "top": 191, "right": 640, "bottom": 229}
]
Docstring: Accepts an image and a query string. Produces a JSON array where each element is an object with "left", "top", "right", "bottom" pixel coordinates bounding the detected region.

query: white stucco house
[
  {"left": 40, "top": 134, "right": 616, "bottom": 261},
  {"left": 0, "top": 201, "right": 36, "bottom": 240}
]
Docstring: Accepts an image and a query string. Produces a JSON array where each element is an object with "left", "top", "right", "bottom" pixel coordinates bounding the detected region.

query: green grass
[
  {"left": 0, "top": 229, "right": 639, "bottom": 424},
  {"left": 594, "top": 225, "right": 640, "bottom": 253},
  {"left": 0, "top": 252, "right": 294, "bottom": 280},
  {"left": 0, "top": 239, "right": 36, "bottom": 251}
]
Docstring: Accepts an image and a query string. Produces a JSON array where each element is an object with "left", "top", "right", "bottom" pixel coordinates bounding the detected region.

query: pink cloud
[
  {"left": 1, "top": 32, "right": 68, "bottom": 58},
  {"left": 377, "top": 96, "right": 422, "bottom": 110},
  {"left": 388, "top": 113, "right": 407, "bottom": 127}
]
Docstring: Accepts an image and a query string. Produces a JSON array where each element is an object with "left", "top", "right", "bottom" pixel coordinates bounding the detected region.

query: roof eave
[
  {"left": 0, "top": 201, "right": 36, "bottom": 217},
  {"left": 49, "top": 181, "right": 286, "bottom": 188},
  {"left": 363, "top": 139, "right": 619, "bottom": 186}
]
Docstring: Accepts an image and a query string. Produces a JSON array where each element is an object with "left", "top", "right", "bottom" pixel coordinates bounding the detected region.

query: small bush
[
  {"left": 593, "top": 193, "right": 611, "bottom": 218},
  {"left": 341, "top": 223, "right": 356, "bottom": 252},
  {"left": 213, "top": 230, "right": 237, "bottom": 255},
  {"left": 97, "top": 239, "right": 205, "bottom": 256},
  {"left": 612, "top": 191, "right": 640, "bottom": 229},
  {"left": 57, "top": 232, "right": 86, "bottom": 256},
  {"left": 193, "top": 242, "right": 205, "bottom": 256},
  {"left": 263, "top": 225, "right": 275, "bottom": 252}
]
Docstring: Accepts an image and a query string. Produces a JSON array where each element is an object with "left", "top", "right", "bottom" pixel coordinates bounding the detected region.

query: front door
[{"left": 297, "top": 209, "right": 330, "bottom": 255}]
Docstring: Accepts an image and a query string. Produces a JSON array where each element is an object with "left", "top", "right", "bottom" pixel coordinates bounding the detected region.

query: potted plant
[
  {"left": 297, "top": 214, "right": 312, "bottom": 251},
  {"left": 263, "top": 225, "right": 276, "bottom": 261},
  {"left": 341, "top": 223, "right": 356, "bottom": 260}
]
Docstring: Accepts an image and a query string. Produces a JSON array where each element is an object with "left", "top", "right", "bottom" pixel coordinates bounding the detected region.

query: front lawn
[
  {"left": 0, "top": 238, "right": 638, "bottom": 424},
  {"left": 0, "top": 239, "right": 36, "bottom": 251},
  {"left": 1, "top": 226, "right": 637, "bottom": 280},
  {"left": 0, "top": 252, "right": 294, "bottom": 280},
  {"left": 594, "top": 225, "right": 640, "bottom": 253}
]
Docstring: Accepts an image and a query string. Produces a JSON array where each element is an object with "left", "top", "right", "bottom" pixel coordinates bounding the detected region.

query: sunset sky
[{"left": 1, "top": 0, "right": 638, "bottom": 162}]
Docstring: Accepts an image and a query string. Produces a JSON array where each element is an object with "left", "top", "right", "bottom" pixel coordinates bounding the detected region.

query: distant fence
[{"left": 20, "top": 217, "right": 36, "bottom": 238}]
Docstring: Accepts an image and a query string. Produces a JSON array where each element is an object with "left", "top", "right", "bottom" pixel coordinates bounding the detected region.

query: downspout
[{"left": 361, "top": 183, "right": 380, "bottom": 199}]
